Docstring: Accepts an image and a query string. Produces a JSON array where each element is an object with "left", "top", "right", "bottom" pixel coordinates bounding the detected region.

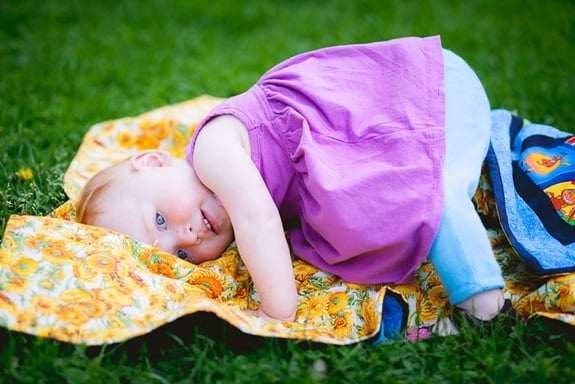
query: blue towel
[{"left": 486, "top": 109, "right": 575, "bottom": 275}]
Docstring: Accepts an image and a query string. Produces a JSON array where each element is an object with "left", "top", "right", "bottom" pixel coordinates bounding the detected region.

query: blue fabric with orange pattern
[{"left": 487, "top": 109, "right": 575, "bottom": 275}]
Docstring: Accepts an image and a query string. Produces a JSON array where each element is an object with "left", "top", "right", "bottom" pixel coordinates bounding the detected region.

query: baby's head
[
  {"left": 76, "top": 150, "right": 234, "bottom": 264},
  {"left": 76, "top": 157, "right": 131, "bottom": 226}
]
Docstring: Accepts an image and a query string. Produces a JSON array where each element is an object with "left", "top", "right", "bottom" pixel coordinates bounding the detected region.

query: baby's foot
[{"left": 450, "top": 299, "right": 520, "bottom": 335}]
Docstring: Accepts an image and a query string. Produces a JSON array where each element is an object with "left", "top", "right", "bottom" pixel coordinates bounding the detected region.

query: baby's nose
[{"left": 178, "top": 224, "right": 201, "bottom": 245}]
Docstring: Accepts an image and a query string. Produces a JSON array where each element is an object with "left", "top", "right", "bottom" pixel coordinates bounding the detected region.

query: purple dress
[{"left": 188, "top": 36, "right": 446, "bottom": 284}]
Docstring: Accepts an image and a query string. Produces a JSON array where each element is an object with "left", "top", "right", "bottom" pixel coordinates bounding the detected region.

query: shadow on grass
[
  {"left": 1, "top": 313, "right": 574, "bottom": 382},
  {"left": 0, "top": 312, "right": 575, "bottom": 371},
  {"left": 527, "top": 315, "right": 575, "bottom": 349},
  {"left": 0, "top": 312, "right": 326, "bottom": 361},
  {"left": 112, "top": 312, "right": 305, "bottom": 358},
  {"left": 2, "top": 311, "right": 573, "bottom": 359}
]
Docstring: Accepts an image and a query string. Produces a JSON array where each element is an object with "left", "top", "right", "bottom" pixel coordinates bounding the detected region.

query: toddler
[{"left": 77, "top": 36, "right": 511, "bottom": 329}]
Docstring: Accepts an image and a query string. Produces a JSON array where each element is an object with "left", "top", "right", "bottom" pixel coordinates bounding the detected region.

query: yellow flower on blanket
[
  {"left": 73, "top": 260, "right": 98, "bottom": 281},
  {"left": 93, "top": 286, "right": 134, "bottom": 309},
  {"left": 167, "top": 146, "right": 185, "bottom": 158},
  {"left": 333, "top": 310, "right": 354, "bottom": 338},
  {"left": 102, "top": 122, "right": 117, "bottom": 134},
  {"left": 11, "top": 257, "right": 39, "bottom": 277},
  {"left": 39, "top": 326, "right": 80, "bottom": 343},
  {"left": 5, "top": 276, "right": 28, "bottom": 295},
  {"left": 149, "top": 261, "right": 176, "bottom": 279},
  {"left": 552, "top": 274, "right": 575, "bottom": 284},
  {"left": 556, "top": 285, "right": 575, "bottom": 311},
  {"left": 0, "top": 248, "right": 9, "bottom": 267},
  {"left": 341, "top": 282, "right": 368, "bottom": 291},
  {"left": 473, "top": 185, "right": 495, "bottom": 218},
  {"left": 127, "top": 269, "right": 147, "bottom": 289},
  {"left": 164, "top": 280, "right": 185, "bottom": 302},
  {"left": 202, "top": 248, "right": 240, "bottom": 276},
  {"left": 235, "top": 266, "right": 251, "bottom": 285},
  {"left": 24, "top": 233, "right": 52, "bottom": 249},
  {"left": 139, "top": 118, "right": 176, "bottom": 140},
  {"left": 5, "top": 216, "right": 29, "bottom": 232},
  {"left": 172, "top": 130, "right": 188, "bottom": 149},
  {"left": 117, "top": 131, "right": 137, "bottom": 148},
  {"left": 297, "top": 293, "right": 328, "bottom": 320},
  {"left": 362, "top": 297, "right": 377, "bottom": 333},
  {"left": 39, "top": 278, "right": 56, "bottom": 291},
  {"left": 60, "top": 288, "right": 93, "bottom": 303},
  {"left": 41, "top": 245, "right": 75, "bottom": 264},
  {"left": 328, "top": 292, "right": 348, "bottom": 315},
  {"left": 76, "top": 296, "right": 108, "bottom": 318},
  {"left": 16, "top": 308, "right": 37, "bottom": 327},
  {"left": 86, "top": 253, "right": 118, "bottom": 276},
  {"left": 136, "top": 132, "right": 160, "bottom": 150},
  {"left": 516, "top": 297, "right": 546, "bottom": 317},
  {"left": 231, "top": 285, "right": 251, "bottom": 309},
  {"left": 416, "top": 291, "right": 440, "bottom": 323},
  {"left": 31, "top": 295, "right": 59, "bottom": 315},
  {"left": 187, "top": 269, "right": 224, "bottom": 299},
  {"left": 293, "top": 260, "right": 319, "bottom": 282},
  {"left": 57, "top": 305, "right": 90, "bottom": 327},
  {"left": 59, "top": 288, "right": 123, "bottom": 320},
  {"left": 0, "top": 292, "right": 16, "bottom": 312},
  {"left": 427, "top": 284, "right": 448, "bottom": 305},
  {"left": 182, "top": 284, "right": 213, "bottom": 298}
]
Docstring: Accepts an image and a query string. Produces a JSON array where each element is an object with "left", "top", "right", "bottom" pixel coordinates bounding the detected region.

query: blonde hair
[{"left": 75, "top": 158, "right": 131, "bottom": 225}]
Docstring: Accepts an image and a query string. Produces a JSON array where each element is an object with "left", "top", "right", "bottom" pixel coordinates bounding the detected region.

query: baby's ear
[{"left": 130, "top": 149, "right": 172, "bottom": 170}]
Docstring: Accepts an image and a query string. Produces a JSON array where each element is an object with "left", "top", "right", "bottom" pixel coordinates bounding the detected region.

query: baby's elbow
[
  {"left": 264, "top": 302, "right": 297, "bottom": 322},
  {"left": 257, "top": 287, "right": 298, "bottom": 322}
]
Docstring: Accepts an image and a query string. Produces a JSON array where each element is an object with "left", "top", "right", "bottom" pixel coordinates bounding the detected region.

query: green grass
[{"left": 1, "top": 0, "right": 575, "bottom": 382}]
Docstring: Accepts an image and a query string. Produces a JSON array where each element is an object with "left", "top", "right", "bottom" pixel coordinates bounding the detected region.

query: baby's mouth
[{"left": 201, "top": 210, "right": 218, "bottom": 234}]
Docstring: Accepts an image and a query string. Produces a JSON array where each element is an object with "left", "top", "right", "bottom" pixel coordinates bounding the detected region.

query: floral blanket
[{"left": 1, "top": 96, "right": 573, "bottom": 346}]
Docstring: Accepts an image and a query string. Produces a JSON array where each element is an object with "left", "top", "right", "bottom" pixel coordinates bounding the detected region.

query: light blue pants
[{"left": 428, "top": 50, "right": 505, "bottom": 305}]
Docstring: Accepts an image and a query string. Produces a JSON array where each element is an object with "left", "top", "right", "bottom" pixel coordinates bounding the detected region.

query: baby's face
[{"left": 93, "top": 155, "right": 234, "bottom": 264}]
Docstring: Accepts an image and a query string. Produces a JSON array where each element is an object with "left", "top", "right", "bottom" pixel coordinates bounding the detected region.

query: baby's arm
[{"left": 193, "top": 115, "right": 298, "bottom": 321}]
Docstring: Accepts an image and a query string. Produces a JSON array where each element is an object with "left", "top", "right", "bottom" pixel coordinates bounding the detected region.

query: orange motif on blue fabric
[{"left": 520, "top": 137, "right": 575, "bottom": 225}]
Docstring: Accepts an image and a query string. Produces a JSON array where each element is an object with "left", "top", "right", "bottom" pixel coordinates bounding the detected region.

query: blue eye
[
  {"left": 155, "top": 213, "right": 166, "bottom": 227},
  {"left": 176, "top": 250, "right": 187, "bottom": 260}
]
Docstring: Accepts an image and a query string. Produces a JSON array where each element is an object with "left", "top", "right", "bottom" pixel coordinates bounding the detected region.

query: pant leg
[{"left": 428, "top": 49, "right": 505, "bottom": 305}]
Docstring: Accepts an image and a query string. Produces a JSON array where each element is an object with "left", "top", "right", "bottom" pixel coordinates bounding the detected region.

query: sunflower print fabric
[{"left": 1, "top": 96, "right": 573, "bottom": 345}]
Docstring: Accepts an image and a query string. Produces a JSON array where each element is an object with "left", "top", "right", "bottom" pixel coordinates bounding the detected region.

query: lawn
[{"left": 1, "top": 0, "right": 575, "bottom": 382}]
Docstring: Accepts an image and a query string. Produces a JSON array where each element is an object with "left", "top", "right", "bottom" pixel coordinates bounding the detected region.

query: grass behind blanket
[{"left": 1, "top": 0, "right": 575, "bottom": 382}]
